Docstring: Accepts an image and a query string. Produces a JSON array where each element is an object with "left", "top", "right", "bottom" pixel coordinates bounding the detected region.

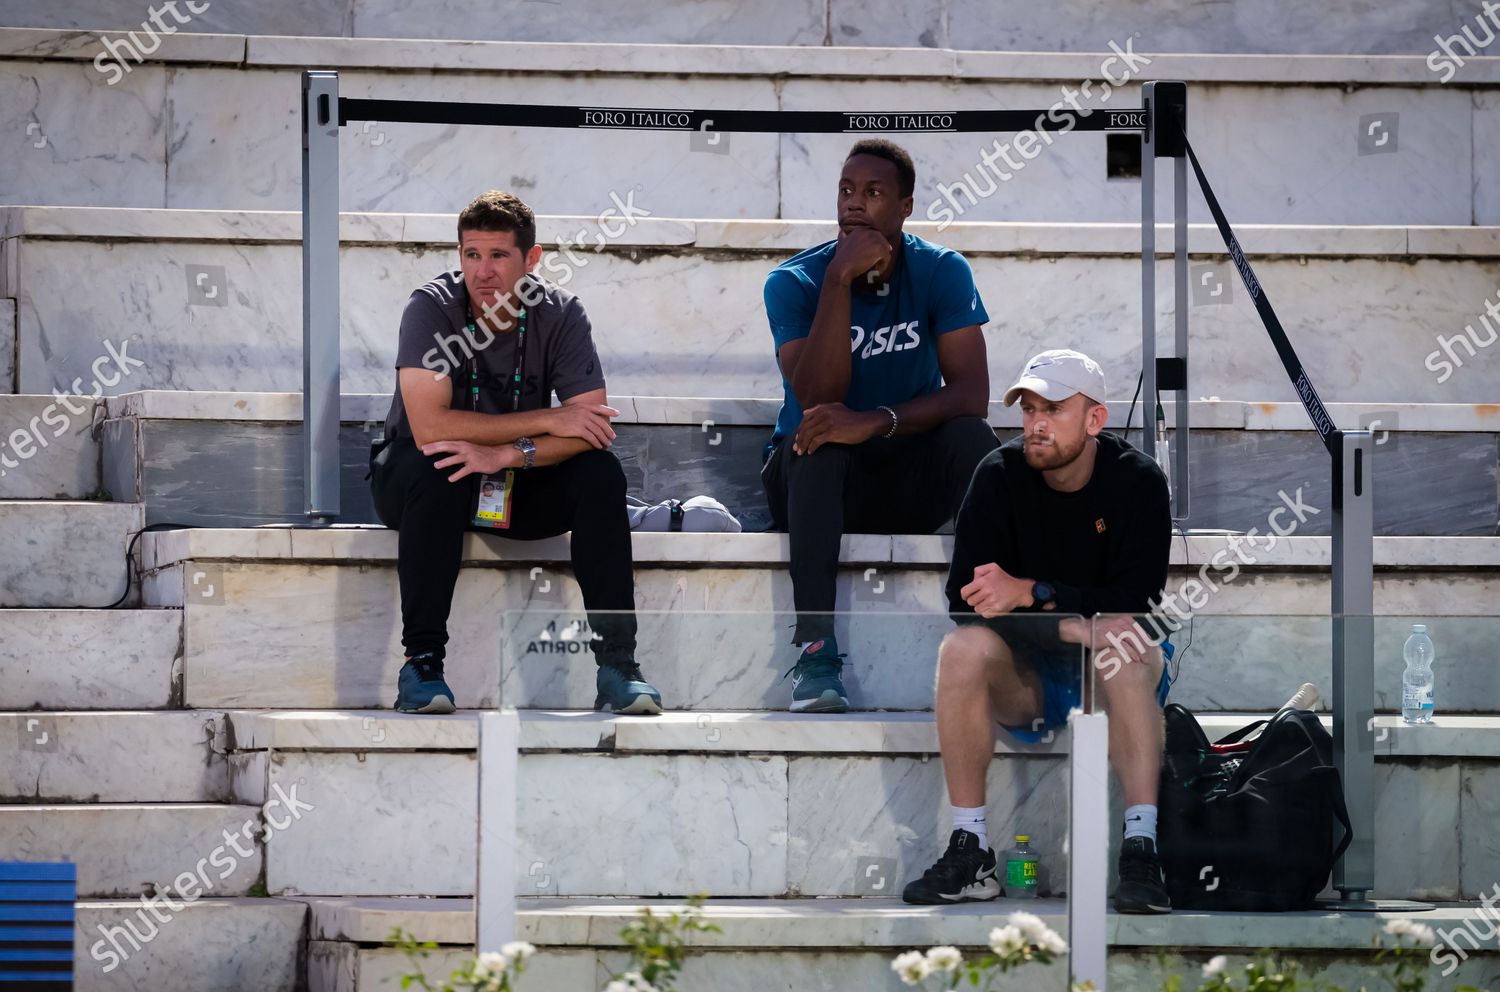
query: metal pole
[
  {"left": 1068, "top": 708, "right": 1110, "bottom": 990},
  {"left": 477, "top": 708, "right": 521, "bottom": 949},
  {"left": 1140, "top": 83, "right": 1157, "bottom": 463},
  {"left": 1331, "top": 430, "right": 1375, "bottom": 901},
  {"left": 1172, "top": 148, "right": 1191, "bottom": 521},
  {"left": 302, "top": 70, "right": 341, "bottom": 522}
]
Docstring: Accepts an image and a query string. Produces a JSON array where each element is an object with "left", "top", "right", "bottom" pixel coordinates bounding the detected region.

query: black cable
[
  {"left": 1166, "top": 522, "right": 1196, "bottom": 688},
  {"left": 1123, "top": 371, "right": 1143, "bottom": 444},
  {"left": 106, "top": 522, "right": 202, "bottom": 609}
]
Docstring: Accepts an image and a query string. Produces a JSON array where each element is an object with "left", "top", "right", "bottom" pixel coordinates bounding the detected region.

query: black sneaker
[
  {"left": 901, "top": 829, "right": 1001, "bottom": 905},
  {"left": 1114, "top": 836, "right": 1172, "bottom": 914}
]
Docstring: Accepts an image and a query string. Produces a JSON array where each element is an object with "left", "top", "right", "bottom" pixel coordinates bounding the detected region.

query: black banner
[{"left": 340, "top": 99, "right": 1149, "bottom": 134}]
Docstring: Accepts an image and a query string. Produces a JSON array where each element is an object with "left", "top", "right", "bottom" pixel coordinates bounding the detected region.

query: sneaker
[
  {"left": 595, "top": 661, "right": 663, "bottom": 715},
  {"left": 1114, "top": 836, "right": 1172, "bottom": 914},
  {"left": 394, "top": 653, "right": 456, "bottom": 714},
  {"left": 902, "top": 829, "right": 1001, "bottom": 904},
  {"left": 783, "top": 638, "right": 849, "bottom": 712}
]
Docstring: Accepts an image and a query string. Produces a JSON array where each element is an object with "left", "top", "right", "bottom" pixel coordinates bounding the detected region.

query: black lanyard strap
[
  {"left": 465, "top": 288, "right": 529, "bottom": 414},
  {"left": 1173, "top": 111, "right": 1338, "bottom": 456}
]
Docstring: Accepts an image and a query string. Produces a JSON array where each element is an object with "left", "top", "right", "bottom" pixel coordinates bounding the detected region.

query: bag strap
[
  {"left": 1215, "top": 719, "right": 1269, "bottom": 745},
  {"left": 1327, "top": 765, "right": 1355, "bottom": 864}
]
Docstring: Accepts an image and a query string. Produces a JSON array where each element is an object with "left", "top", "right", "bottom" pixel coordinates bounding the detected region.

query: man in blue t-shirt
[{"left": 761, "top": 139, "right": 999, "bottom": 713}]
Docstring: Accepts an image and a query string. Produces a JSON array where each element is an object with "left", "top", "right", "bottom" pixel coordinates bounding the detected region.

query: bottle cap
[
  {"left": 1015, "top": 834, "right": 1029, "bottom": 843},
  {"left": 1412, "top": 624, "right": 1428, "bottom": 633}
]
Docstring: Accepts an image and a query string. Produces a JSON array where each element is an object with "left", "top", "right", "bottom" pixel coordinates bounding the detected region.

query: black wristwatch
[
  {"left": 513, "top": 436, "right": 537, "bottom": 470},
  {"left": 1031, "top": 581, "right": 1055, "bottom": 607}
]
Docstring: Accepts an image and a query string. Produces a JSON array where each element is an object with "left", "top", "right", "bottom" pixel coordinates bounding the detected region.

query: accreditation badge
[{"left": 472, "top": 470, "right": 516, "bottom": 529}]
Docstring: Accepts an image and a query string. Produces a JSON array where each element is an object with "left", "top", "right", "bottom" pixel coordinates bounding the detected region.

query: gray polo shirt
[{"left": 383, "top": 271, "right": 606, "bottom": 441}]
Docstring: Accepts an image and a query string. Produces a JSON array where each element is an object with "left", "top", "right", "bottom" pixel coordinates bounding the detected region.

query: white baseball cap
[{"left": 1002, "top": 349, "right": 1107, "bottom": 407}]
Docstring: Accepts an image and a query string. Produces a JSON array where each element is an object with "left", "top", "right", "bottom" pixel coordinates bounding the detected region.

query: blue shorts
[{"left": 999, "top": 641, "right": 1173, "bottom": 744}]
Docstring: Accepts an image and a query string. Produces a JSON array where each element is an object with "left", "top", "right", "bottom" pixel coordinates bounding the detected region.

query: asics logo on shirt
[{"left": 850, "top": 320, "right": 922, "bottom": 360}]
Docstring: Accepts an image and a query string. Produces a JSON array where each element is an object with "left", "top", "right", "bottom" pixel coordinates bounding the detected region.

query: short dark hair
[
  {"left": 458, "top": 190, "right": 537, "bottom": 254},
  {"left": 845, "top": 139, "right": 916, "bottom": 198}
]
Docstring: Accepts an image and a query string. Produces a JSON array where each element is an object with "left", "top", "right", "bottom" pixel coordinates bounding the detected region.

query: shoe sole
[
  {"left": 1113, "top": 885, "right": 1172, "bottom": 914},
  {"left": 595, "top": 694, "right": 663, "bottom": 716},
  {"left": 790, "top": 691, "right": 849, "bottom": 713},
  {"left": 903, "top": 878, "right": 1002, "bottom": 905},
  {"left": 395, "top": 697, "right": 456, "bottom": 715}
]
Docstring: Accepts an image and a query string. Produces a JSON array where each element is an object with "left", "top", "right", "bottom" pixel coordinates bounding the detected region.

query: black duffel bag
[{"left": 1157, "top": 703, "right": 1353, "bottom": 911}]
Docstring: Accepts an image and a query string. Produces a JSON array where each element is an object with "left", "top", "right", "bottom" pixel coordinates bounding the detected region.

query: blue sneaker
[
  {"left": 595, "top": 661, "right": 663, "bottom": 715},
  {"left": 394, "top": 653, "right": 456, "bottom": 714},
  {"left": 784, "top": 638, "right": 849, "bottom": 712}
]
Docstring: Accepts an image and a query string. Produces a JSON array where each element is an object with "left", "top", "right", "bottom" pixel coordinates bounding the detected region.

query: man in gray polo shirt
[{"left": 370, "top": 190, "right": 662, "bottom": 716}]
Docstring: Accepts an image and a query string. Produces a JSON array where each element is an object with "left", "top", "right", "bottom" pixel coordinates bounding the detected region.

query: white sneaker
[{"left": 1282, "top": 682, "right": 1320, "bottom": 711}]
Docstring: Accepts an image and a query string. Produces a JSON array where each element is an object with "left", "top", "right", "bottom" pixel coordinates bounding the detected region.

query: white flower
[
  {"left": 472, "top": 951, "right": 509, "bottom": 978},
  {"left": 924, "top": 945, "right": 963, "bottom": 972},
  {"left": 891, "top": 950, "right": 933, "bottom": 985},
  {"left": 1408, "top": 923, "right": 1438, "bottom": 947},
  {"left": 1036, "top": 929, "right": 1069, "bottom": 956},
  {"left": 1202, "top": 955, "right": 1229, "bottom": 978},
  {"left": 500, "top": 941, "right": 535, "bottom": 963},
  {"left": 989, "top": 924, "right": 1027, "bottom": 957},
  {"left": 1384, "top": 918, "right": 1413, "bottom": 937},
  {"left": 1008, "top": 911, "right": 1048, "bottom": 942}
]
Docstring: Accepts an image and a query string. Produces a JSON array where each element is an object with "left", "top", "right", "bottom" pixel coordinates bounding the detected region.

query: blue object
[
  {"left": 1002, "top": 642, "right": 1173, "bottom": 744},
  {"left": 394, "top": 654, "right": 456, "bottom": 714},
  {"left": 765, "top": 232, "right": 989, "bottom": 441},
  {"left": 784, "top": 637, "right": 850, "bottom": 713},
  {"left": 0, "top": 862, "right": 75, "bottom": 987}
]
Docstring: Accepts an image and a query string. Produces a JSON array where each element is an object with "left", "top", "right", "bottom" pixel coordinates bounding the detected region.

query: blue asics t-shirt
[{"left": 764, "top": 232, "right": 989, "bottom": 441}]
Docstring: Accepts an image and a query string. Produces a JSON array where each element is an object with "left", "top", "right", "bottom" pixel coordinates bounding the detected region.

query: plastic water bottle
[
  {"left": 1401, "top": 624, "right": 1435, "bottom": 725},
  {"left": 1004, "top": 835, "right": 1039, "bottom": 899}
]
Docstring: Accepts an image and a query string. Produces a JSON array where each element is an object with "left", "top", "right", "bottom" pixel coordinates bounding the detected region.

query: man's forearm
[
  {"left": 889, "top": 380, "right": 991, "bottom": 435},
  {"left": 529, "top": 434, "right": 594, "bottom": 467},
  {"left": 789, "top": 278, "right": 855, "bottom": 408},
  {"left": 412, "top": 407, "right": 554, "bottom": 447}
]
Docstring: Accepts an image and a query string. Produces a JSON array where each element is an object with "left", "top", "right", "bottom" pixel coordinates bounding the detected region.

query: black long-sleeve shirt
[{"left": 946, "top": 431, "right": 1171, "bottom": 649}]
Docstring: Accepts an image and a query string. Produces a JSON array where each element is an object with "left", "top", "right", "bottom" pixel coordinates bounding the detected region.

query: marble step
[
  {"left": 0, "top": 394, "right": 100, "bottom": 499},
  {"left": 4, "top": 7, "right": 1494, "bottom": 56},
  {"left": 0, "top": 803, "right": 266, "bottom": 898},
  {"left": 9, "top": 206, "right": 1500, "bottom": 405},
  {"left": 0, "top": 500, "right": 142, "bottom": 608},
  {"left": 101, "top": 390, "right": 1500, "bottom": 536},
  {"left": 138, "top": 527, "right": 1500, "bottom": 712},
  {"left": 0, "top": 608, "right": 182, "bottom": 709},
  {"left": 218, "top": 710, "right": 1500, "bottom": 901},
  {"left": 2, "top": 31, "right": 1496, "bottom": 224},
  {"left": 75, "top": 897, "right": 306, "bottom": 992},
  {"left": 2, "top": 710, "right": 226, "bottom": 803},
  {"left": 305, "top": 896, "right": 1500, "bottom": 992}
]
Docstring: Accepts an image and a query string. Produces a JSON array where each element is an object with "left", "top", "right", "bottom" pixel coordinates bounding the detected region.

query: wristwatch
[
  {"left": 1031, "top": 581, "right": 1055, "bottom": 607},
  {"left": 513, "top": 436, "right": 537, "bottom": 469}
]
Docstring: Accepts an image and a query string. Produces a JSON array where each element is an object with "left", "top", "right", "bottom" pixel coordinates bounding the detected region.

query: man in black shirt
[
  {"left": 369, "top": 190, "right": 662, "bottom": 717},
  {"left": 902, "top": 349, "right": 1174, "bottom": 914}
]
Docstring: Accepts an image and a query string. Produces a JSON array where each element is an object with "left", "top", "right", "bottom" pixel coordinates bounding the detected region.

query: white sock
[
  {"left": 1123, "top": 804, "right": 1158, "bottom": 844},
  {"left": 951, "top": 805, "right": 988, "bottom": 851}
]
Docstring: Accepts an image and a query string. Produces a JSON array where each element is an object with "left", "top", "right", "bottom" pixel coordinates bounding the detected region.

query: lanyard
[{"left": 465, "top": 293, "right": 528, "bottom": 414}]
